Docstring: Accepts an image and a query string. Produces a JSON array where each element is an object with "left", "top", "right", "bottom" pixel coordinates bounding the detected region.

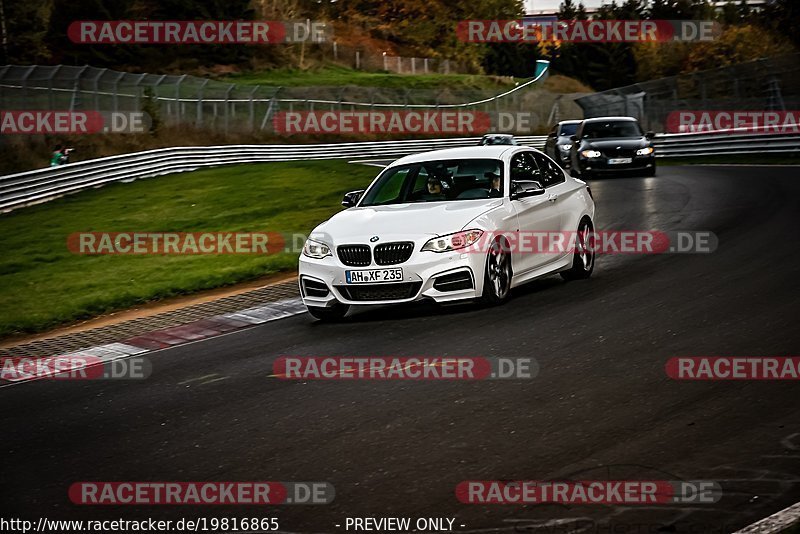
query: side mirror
[
  {"left": 547, "top": 131, "right": 556, "bottom": 138},
  {"left": 645, "top": 131, "right": 655, "bottom": 140},
  {"left": 341, "top": 189, "right": 364, "bottom": 208},
  {"left": 570, "top": 135, "right": 578, "bottom": 142},
  {"left": 510, "top": 180, "right": 545, "bottom": 200}
]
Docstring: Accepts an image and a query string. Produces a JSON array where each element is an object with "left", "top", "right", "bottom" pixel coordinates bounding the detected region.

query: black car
[
  {"left": 544, "top": 120, "right": 582, "bottom": 167},
  {"left": 569, "top": 117, "right": 656, "bottom": 179}
]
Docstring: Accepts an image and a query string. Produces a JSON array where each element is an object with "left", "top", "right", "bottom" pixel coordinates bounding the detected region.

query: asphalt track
[{"left": 2, "top": 165, "right": 800, "bottom": 533}]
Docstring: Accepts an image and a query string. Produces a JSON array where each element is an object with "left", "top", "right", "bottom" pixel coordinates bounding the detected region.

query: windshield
[
  {"left": 479, "top": 135, "right": 514, "bottom": 145},
  {"left": 582, "top": 120, "right": 643, "bottom": 139},
  {"left": 359, "top": 159, "right": 504, "bottom": 206},
  {"left": 559, "top": 123, "right": 579, "bottom": 136}
]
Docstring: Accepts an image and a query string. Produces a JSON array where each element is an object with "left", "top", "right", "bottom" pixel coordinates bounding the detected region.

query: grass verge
[
  {"left": 0, "top": 160, "right": 379, "bottom": 338},
  {"left": 224, "top": 64, "right": 515, "bottom": 90}
]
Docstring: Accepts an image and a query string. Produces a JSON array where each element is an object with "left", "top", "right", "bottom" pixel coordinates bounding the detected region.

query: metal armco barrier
[
  {"left": 653, "top": 130, "right": 800, "bottom": 157},
  {"left": 0, "top": 131, "right": 797, "bottom": 213},
  {"left": 0, "top": 136, "right": 544, "bottom": 212}
]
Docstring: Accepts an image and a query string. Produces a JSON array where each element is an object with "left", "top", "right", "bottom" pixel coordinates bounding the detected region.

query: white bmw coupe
[{"left": 299, "top": 146, "right": 596, "bottom": 320}]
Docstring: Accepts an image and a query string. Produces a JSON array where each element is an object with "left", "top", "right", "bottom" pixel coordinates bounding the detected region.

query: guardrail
[
  {"left": 0, "top": 136, "right": 547, "bottom": 212},
  {"left": 0, "top": 131, "right": 797, "bottom": 213},
  {"left": 653, "top": 130, "right": 800, "bottom": 157}
]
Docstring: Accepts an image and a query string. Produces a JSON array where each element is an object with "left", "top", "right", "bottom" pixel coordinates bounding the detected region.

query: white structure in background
[{"left": 524, "top": 0, "right": 767, "bottom": 16}]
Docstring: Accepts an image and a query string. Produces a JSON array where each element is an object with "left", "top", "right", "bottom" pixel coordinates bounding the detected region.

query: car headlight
[
  {"left": 421, "top": 229, "right": 483, "bottom": 253},
  {"left": 636, "top": 147, "right": 655, "bottom": 156},
  {"left": 581, "top": 150, "right": 602, "bottom": 158},
  {"left": 558, "top": 143, "right": 572, "bottom": 152},
  {"left": 302, "top": 239, "right": 332, "bottom": 259}
]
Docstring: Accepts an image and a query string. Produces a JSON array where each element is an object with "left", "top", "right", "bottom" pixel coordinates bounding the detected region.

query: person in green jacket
[{"left": 50, "top": 145, "right": 64, "bottom": 167}]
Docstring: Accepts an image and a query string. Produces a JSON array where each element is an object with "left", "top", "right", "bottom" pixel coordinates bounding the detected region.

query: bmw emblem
[{"left": 370, "top": 236, "right": 380, "bottom": 242}]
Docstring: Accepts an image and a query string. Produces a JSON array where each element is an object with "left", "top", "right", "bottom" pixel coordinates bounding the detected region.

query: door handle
[{"left": 547, "top": 194, "right": 558, "bottom": 202}]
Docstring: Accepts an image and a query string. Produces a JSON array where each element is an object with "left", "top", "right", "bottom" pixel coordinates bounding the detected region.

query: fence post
[
  {"left": 225, "top": 84, "right": 236, "bottom": 134},
  {"left": 260, "top": 88, "right": 279, "bottom": 131},
  {"left": 196, "top": 79, "right": 208, "bottom": 128},
  {"left": 356, "top": 50, "right": 360, "bottom": 70},
  {"left": 249, "top": 85, "right": 259, "bottom": 131},
  {"left": 383, "top": 52, "right": 387, "bottom": 71},
  {"left": 20, "top": 65, "right": 35, "bottom": 92},
  {"left": 69, "top": 65, "right": 88, "bottom": 111},
  {"left": 92, "top": 68, "right": 106, "bottom": 112},
  {"left": 175, "top": 74, "right": 186, "bottom": 123},
  {"left": 132, "top": 72, "right": 146, "bottom": 113},
  {"left": 153, "top": 74, "right": 166, "bottom": 123},
  {"left": 111, "top": 71, "right": 124, "bottom": 114},
  {"left": 397, "top": 56, "right": 401, "bottom": 74},
  {"left": 46, "top": 65, "right": 61, "bottom": 110},
  {"left": 411, "top": 57, "right": 416, "bottom": 75},
  {"left": 424, "top": 58, "right": 428, "bottom": 74}
]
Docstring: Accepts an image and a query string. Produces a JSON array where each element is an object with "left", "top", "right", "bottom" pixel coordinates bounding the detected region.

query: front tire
[
  {"left": 307, "top": 303, "right": 350, "bottom": 321},
  {"left": 561, "top": 217, "right": 595, "bottom": 281},
  {"left": 480, "top": 238, "right": 512, "bottom": 306}
]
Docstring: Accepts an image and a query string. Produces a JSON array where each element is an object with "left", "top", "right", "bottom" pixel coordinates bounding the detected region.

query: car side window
[
  {"left": 531, "top": 152, "right": 566, "bottom": 187},
  {"left": 510, "top": 152, "right": 542, "bottom": 183},
  {"left": 412, "top": 167, "right": 430, "bottom": 194}
]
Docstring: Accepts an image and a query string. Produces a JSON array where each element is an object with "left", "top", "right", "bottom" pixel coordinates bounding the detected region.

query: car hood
[
  {"left": 584, "top": 137, "right": 650, "bottom": 149},
  {"left": 312, "top": 200, "right": 502, "bottom": 242}
]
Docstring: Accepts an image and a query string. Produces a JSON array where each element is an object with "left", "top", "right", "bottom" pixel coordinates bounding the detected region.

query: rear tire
[
  {"left": 561, "top": 217, "right": 595, "bottom": 281},
  {"left": 307, "top": 303, "right": 350, "bottom": 321},
  {"left": 480, "top": 238, "right": 512, "bottom": 306}
]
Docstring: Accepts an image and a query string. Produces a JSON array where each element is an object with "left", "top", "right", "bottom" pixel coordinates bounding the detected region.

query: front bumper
[
  {"left": 299, "top": 245, "right": 486, "bottom": 308},
  {"left": 579, "top": 154, "right": 655, "bottom": 173}
]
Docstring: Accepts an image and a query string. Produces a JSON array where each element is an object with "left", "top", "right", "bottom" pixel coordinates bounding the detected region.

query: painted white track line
[
  {"left": 733, "top": 501, "right": 800, "bottom": 533},
  {"left": 0, "top": 298, "right": 307, "bottom": 387}
]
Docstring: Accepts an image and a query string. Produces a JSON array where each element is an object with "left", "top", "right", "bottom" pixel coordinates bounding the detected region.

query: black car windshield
[
  {"left": 480, "top": 135, "right": 515, "bottom": 145},
  {"left": 559, "top": 123, "right": 579, "bottom": 136},
  {"left": 359, "top": 159, "right": 504, "bottom": 206},
  {"left": 583, "top": 121, "right": 643, "bottom": 139}
]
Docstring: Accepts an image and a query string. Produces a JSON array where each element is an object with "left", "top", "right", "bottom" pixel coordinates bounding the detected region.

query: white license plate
[
  {"left": 608, "top": 157, "right": 632, "bottom": 165},
  {"left": 346, "top": 268, "right": 403, "bottom": 284}
]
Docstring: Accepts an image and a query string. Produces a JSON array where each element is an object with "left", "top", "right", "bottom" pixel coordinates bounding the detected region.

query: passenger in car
[
  {"left": 487, "top": 172, "right": 502, "bottom": 198},
  {"left": 422, "top": 177, "right": 447, "bottom": 201}
]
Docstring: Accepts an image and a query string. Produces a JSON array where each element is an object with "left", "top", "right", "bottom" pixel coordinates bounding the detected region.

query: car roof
[
  {"left": 391, "top": 146, "right": 520, "bottom": 166},
  {"left": 582, "top": 116, "right": 639, "bottom": 123},
  {"left": 557, "top": 120, "right": 582, "bottom": 125},
  {"left": 481, "top": 133, "right": 514, "bottom": 137}
]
